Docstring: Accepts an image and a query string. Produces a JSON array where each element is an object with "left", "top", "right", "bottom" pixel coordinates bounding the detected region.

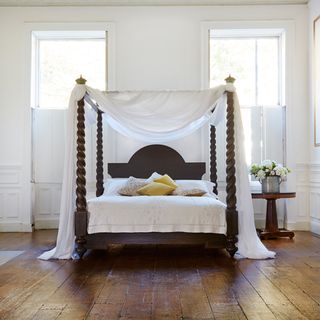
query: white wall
[
  {"left": 0, "top": 4, "right": 309, "bottom": 231},
  {"left": 308, "top": 0, "right": 320, "bottom": 235}
]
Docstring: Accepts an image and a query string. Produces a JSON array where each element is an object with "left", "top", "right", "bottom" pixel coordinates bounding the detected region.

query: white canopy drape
[{"left": 39, "top": 83, "right": 275, "bottom": 260}]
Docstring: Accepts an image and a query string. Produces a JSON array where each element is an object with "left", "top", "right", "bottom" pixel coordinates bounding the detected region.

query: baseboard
[
  {"left": 0, "top": 223, "right": 33, "bottom": 232},
  {"left": 255, "top": 219, "right": 310, "bottom": 231},
  {"left": 255, "top": 219, "right": 285, "bottom": 229},
  {"left": 0, "top": 220, "right": 312, "bottom": 233},
  {"left": 34, "top": 219, "right": 59, "bottom": 229},
  {"left": 287, "top": 221, "right": 310, "bottom": 231},
  {"left": 310, "top": 219, "right": 320, "bottom": 235}
]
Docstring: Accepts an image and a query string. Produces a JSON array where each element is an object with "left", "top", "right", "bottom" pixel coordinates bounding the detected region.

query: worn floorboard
[{"left": 0, "top": 231, "right": 319, "bottom": 320}]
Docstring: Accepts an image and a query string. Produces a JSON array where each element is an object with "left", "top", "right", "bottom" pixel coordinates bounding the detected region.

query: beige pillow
[
  {"left": 137, "top": 182, "right": 175, "bottom": 196},
  {"left": 118, "top": 176, "right": 148, "bottom": 196},
  {"left": 172, "top": 187, "right": 207, "bottom": 197}
]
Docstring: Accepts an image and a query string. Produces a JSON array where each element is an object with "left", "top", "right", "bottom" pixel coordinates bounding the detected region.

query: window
[
  {"left": 209, "top": 29, "right": 285, "bottom": 167},
  {"left": 31, "top": 31, "right": 106, "bottom": 109}
]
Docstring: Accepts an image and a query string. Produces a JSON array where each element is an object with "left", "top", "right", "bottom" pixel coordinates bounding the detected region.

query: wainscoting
[
  {"left": 295, "top": 163, "right": 311, "bottom": 230},
  {"left": 32, "top": 109, "right": 98, "bottom": 229},
  {"left": 33, "top": 182, "right": 96, "bottom": 229},
  {"left": 0, "top": 165, "right": 32, "bottom": 232},
  {"left": 33, "top": 183, "right": 61, "bottom": 229},
  {"left": 277, "top": 162, "right": 320, "bottom": 235},
  {"left": 309, "top": 163, "right": 320, "bottom": 234}
]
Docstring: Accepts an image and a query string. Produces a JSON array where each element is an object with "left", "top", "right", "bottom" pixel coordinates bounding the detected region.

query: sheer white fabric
[
  {"left": 38, "top": 83, "right": 275, "bottom": 260},
  {"left": 38, "top": 87, "right": 83, "bottom": 260},
  {"left": 87, "top": 86, "right": 227, "bottom": 142}
]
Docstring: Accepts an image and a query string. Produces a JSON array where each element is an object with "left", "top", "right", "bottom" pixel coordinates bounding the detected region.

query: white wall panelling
[
  {"left": 32, "top": 109, "right": 65, "bottom": 228},
  {"left": 291, "top": 163, "right": 310, "bottom": 230},
  {"left": 309, "top": 163, "right": 320, "bottom": 234},
  {"left": 0, "top": 165, "right": 32, "bottom": 231},
  {"left": 34, "top": 183, "right": 61, "bottom": 229},
  {"left": 32, "top": 108, "right": 102, "bottom": 228}
]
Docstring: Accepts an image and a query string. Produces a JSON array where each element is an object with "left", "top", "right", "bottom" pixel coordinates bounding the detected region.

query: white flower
[
  {"left": 262, "top": 159, "right": 272, "bottom": 166},
  {"left": 262, "top": 159, "right": 273, "bottom": 170},
  {"left": 257, "top": 170, "right": 266, "bottom": 179},
  {"left": 251, "top": 160, "right": 290, "bottom": 179},
  {"left": 274, "top": 166, "right": 286, "bottom": 178}
]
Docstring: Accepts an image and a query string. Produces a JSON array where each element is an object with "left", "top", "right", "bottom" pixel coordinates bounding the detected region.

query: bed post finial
[
  {"left": 76, "top": 75, "right": 87, "bottom": 85},
  {"left": 225, "top": 75, "right": 236, "bottom": 84}
]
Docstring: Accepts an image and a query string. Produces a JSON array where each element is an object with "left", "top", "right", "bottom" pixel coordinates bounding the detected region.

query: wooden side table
[{"left": 251, "top": 192, "right": 296, "bottom": 240}]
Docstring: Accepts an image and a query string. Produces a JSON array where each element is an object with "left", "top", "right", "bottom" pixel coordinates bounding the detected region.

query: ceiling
[{"left": 0, "top": 0, "right": 309, "bottom": 6}]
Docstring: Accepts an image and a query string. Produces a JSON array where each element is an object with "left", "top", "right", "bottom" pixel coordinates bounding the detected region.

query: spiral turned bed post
[
  {"left": 225, "top": 75, "right": 238, "bottom": 257},
  {"left": 210, "top": 126, "right": 218, "bottom": 195},
  {"left": 74, "top": 76, "right": 88, "bottom": 259},
  {"left": 96, "top": 110, "right": 104, "bottom": 197}
]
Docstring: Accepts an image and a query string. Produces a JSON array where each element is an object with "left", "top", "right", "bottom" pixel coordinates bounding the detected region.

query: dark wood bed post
[
  {"left": 74, "top": 76, "right": 88, "bottom": 259},
  {"left": 210, "top": 126, "right": 218, "bottom": 195},
  {"left": 96, "top": 110, "right": 104, "bottom": 197},
  {"left": 225, "top": 75, "right": 238, "bottom": 257}
]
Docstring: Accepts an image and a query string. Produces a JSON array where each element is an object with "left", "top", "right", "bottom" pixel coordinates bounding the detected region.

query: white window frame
[
  {"left": 200, "top": 20, "right": 294, "bottom": 188},
  {"left": 209, "top": 28, "right": 285, "bottom": 107},
  {"left": 31, "top": 30, "right": 108, "bottom": 109},
  {"left": 24, "top": 22, "right": 116, "bottom": 186},
  {"left": 209, "top": 29, "right": 286, "bottom": 167},
  {"left": 25, "top": 22, "right": 116, "bottom": 109}
]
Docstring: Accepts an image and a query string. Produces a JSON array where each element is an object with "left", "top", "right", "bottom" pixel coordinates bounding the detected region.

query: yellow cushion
[
  {"left": 154, "top": 174, "right": 178, "bottom": 188},
  {"left": 137, "top": 182, "right": 175, "bottom": 196}
]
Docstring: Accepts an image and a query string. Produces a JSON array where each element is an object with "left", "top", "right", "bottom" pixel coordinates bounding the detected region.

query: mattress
[{"left": 87, "top": 194, "right": 226, "bottom": 234}]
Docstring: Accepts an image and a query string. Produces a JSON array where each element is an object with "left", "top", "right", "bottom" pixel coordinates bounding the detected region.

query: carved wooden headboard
[{"left": 108, "top": 144, "right": 205, "bottom": 180}]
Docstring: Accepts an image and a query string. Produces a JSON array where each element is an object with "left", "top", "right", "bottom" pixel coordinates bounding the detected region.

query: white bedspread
[{"left": 87, "top": 195, "right": 226, "bottom": 234}]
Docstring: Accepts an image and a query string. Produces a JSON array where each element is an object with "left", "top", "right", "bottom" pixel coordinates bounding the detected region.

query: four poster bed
[{"left": 73, "top": 76, "right": 238, "bottom": 259}]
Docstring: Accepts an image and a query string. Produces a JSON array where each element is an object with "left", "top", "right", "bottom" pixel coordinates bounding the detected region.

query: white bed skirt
[{"left": 87, "top": 195, "right": 226, "bottom": 234}]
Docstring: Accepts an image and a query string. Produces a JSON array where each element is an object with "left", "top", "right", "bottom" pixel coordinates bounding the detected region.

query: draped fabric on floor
[{"left": 38, "top": 83, "right": 275, "bottom": 260}]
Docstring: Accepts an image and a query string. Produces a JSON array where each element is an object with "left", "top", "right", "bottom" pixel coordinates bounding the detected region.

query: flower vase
[{"left": 261, "top": 176, "right": 281, "bottom": 193}]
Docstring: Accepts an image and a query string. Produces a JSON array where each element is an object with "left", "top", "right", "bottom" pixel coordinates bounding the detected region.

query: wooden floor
[{"left": 0, "top": 231, "right": 320, "bottom": 320}]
